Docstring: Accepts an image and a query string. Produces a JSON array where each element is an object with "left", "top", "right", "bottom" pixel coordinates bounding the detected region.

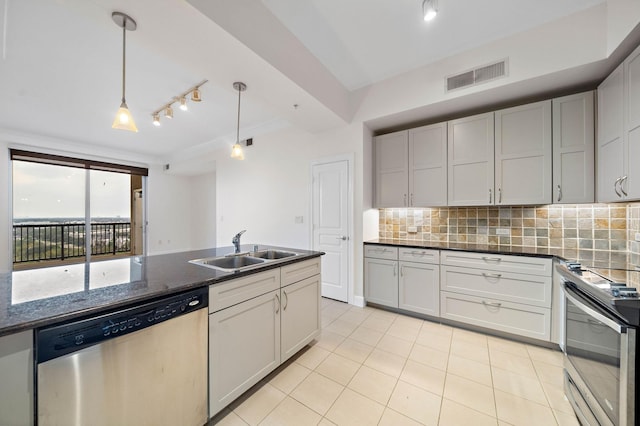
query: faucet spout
[{"left": 232, "top": 230, "right": 246, "bottom": 253}]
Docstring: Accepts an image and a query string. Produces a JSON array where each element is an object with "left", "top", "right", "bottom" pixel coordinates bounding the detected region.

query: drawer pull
[
  {"left": 481, "top": 256, "right": 502, "bottom": 262},
  {"left": 482, "top": 301, "right": 502, "bottom": 308},
  {"left": 410, "top": 251, "right": 426, "bottom": 256},
  {"left": 482, "top": 273, "right": 502, "bottom": 279}
]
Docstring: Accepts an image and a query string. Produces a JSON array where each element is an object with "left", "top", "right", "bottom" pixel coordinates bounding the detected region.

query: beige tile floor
[{"left": 211, "top": 298, "right": 579, "bottom": 426}]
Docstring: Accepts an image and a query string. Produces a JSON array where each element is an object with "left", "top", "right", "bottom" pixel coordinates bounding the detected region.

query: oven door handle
[{"left": 563, "top": 283, "right": 626, "bottom": 333}]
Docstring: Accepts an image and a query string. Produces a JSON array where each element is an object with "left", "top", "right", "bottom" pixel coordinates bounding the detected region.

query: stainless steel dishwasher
[{"left": 36, "top": 287, "right": 208, "bottom": 426}]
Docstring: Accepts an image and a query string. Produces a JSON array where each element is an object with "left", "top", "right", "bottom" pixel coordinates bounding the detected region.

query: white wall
[
  {"left": 0, "top": 141, "right": 10, "bottom": 273},
  {"left": 189, "top": 172, "right": 217, "bottom": 250},
  {"left": 607, "top": 0, "right": 640, "bottom": 56},
  {"left": 146, "top": 165, "right": 194, "bottom": 255}
]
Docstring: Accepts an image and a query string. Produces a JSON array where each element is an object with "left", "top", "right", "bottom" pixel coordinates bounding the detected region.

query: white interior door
[{"left": 312, "top": 159, "right": 350, "bottom": 302}]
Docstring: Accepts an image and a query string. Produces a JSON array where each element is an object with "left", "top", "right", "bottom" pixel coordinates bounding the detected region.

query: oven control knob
[{"left": 619, "top": 288, "right": 638, "bottom": 297}]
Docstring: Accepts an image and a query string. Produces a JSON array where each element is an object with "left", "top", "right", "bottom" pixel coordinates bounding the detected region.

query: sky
[{"left": 12, "top": 161, "right": 131, "bottom": 219}]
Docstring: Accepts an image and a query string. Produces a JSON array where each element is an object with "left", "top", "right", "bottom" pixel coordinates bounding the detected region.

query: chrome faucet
[{"left": 232, "top": 230, "right": 246, "bottom": 253}]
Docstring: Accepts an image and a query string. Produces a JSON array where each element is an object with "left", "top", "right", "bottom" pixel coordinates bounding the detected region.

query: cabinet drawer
[
  {"left": 440, "top": 291, "right": 551, "bottom": 341},
  {"left": 441, "top": 266, "right": 552, "bottom": 308},
  {"left": 440, "top": 251, "right": 552, "bottom": 276},
  {"left": 281, "top": 258, "right": 321, "bottom": 287},
  {"left": 398, "top": 248, "right": 439, "bottom": 264},
  {"left": 364, "top": 245, "right": 398, "bottom": 260},
  {"left": 209, "top": 269, "right": 280, "bottom": 313}
]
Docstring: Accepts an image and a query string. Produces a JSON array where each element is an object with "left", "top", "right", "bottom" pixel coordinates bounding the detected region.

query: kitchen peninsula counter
[{"left": 0, "top": 245, "right": 323, "bottom": 337}]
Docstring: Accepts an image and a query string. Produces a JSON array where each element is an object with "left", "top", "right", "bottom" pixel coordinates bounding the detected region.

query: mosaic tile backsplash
[{"left": 379, "top": 203, "right": 640, "bottom": 258}]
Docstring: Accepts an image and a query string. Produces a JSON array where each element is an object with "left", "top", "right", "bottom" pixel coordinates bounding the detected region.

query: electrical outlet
[
  {"left": 407, "top": 226, "right": 417, "bottom": 233},
  {"left": 295, "top": 216, "right": 304, "bottom": 224},
  {"left": 496, "top": 228, "right": 511, "bottom": 236}
]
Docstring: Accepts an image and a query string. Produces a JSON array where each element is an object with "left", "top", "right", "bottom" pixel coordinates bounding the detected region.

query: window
[{"left": 11, "top": 150, "right": 147, "bottom": 269}]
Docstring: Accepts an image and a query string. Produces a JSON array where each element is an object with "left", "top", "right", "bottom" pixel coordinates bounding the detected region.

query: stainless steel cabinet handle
[
  {"left": 621, "top": 176, "right": 628, "bottom": 197},
  {"left": 404, "top": 194, "right": 407, "bottom": 206},
  {"left": 393, "top": 264, "right": 397, "bottom": 276},
  {"left": 283, "top": 291, "right": 288, "bottom": 310},
  {"left": 498, "top": 187, "right": 502, "bottom": 203},
  {"left": 411, "top": 251, "right": 426, "bottom": 256},
  {"left": 481, "top": 256, "right": 501, "bottom": 262},
  {"left": 557, "top": 184, "right": 562, "bottom": 202},
  {"left": 489, "top": 188, "right": 492, "bottom": 203},
  {"left": 614, "top": 177, "right": 622, "bottom": 197},
  {"left": 410, "top": 193, "right": 414, "bottom": 206},
  {"left": 400, "top": 265, "right": 404, "bottom": 277},
  {"left": 482, "top": 301, "right": 502, "bottom": 308},
  {"left": 275, "top": 294, "right": 280, "bottom": 314},
  {"left": 482, "top": 272, "right": 502, "bottom": 279}
]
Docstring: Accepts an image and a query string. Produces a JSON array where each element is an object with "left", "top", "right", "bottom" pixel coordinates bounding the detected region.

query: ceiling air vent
[{"left": 446, "top": 59, "right": 508, "bottom": 92}]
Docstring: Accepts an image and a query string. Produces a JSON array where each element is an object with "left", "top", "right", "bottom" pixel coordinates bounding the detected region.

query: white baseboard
[{"left": 352, "top": 295, "right": 365, "bottom": 307}]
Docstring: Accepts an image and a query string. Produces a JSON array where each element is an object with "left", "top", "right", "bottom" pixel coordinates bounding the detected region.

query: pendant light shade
[
  {"left": 231, "top": 82, "right": 247, "bottom": 160},
  {"left": 422, "top": 0, "right": 437, "bottom": 21},
  {"left": 111, "top": 12, "right": 138, "bottom": 132}
]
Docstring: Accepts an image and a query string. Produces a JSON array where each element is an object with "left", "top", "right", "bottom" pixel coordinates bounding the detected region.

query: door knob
[{"left": 336, "top": 236, "right": 348, "bottom": 241}]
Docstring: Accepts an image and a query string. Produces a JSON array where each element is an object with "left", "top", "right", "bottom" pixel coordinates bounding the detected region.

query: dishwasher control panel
[{"left": 36, "top": 287, "right": 208, "bottom": 363}]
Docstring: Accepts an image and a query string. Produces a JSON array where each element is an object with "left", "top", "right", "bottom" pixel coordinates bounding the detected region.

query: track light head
[
  {"left": 179, "top": 97, "right": 188, "bottom": 111},
  {"left": 152, "top": 113, "right": 161, "bottom": 126},
  {"left": 165, "top": 105, "right": 173, "bottom": 119},
  {"left": 191, "top": 88, "right": 202, "bottom": 102}
]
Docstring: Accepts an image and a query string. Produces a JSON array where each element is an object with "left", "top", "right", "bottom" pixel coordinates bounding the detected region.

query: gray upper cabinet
[
  {"left": 597, "top": 44, "right": 640, "bottom": 203},
  {"left": 448, "top": 112, "right": 495, "bottom": 206},
  {"left": 552, "top": 92, "right": 595, "bottom": 204},
  {"left": 375, "top": 123, "right": 447, "bottom": 208},
  {"left": 374, "top": 130, "right": 408, "bottom": 207},
  {"left": 597, "top": 64, "right": 625, "bottom": 202},
  {"left": 495, "top": 100, "right": 552, "bottom": 205},
  {"left": 409, "top": 123, "right": 447, "bottom": 207}
]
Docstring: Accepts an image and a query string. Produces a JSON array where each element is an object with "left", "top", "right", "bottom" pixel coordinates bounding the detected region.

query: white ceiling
[{"left": 0, "top": 0, "right": 608, "bottom": 167}]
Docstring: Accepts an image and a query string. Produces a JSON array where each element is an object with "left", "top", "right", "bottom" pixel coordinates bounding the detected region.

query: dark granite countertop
[
  {"left": 365, "top": 239, "right": 637, "bottom": 270},
  {"left": 0, "top": 245, "right": 322, "bottom": 337}
]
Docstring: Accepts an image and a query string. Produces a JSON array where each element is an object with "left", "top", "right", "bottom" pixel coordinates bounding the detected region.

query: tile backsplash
[{"left": 379, "top": 203, "right": 640, "bottom": 256}]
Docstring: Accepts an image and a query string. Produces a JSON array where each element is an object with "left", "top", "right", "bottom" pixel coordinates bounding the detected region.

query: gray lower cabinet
[
  {"left": 0, "top": 330, "right": 33, "bottom": 426},
  {"left": 364, "top": 257, "right": 398, "bottom": 308},
  {"left": 208, "top": 259, "right": 321, "bottom": 418}
]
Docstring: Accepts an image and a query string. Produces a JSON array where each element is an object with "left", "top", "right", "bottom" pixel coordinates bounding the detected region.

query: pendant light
[
  {"left": 111, "top": 12, "right": 138, "bottom": 132},
  {"left": 231, "top": 82, "right": 247, "bottom": 160},
  {"left": 422, "top": 0, "right": 437, "bottom": 21}
]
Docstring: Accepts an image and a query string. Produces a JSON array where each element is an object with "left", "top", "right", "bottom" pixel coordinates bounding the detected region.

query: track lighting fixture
[
  {"left": 422, "top": 0, "right": 438, "bottom": 21},
  {"left": 231, "top": 81, "right": 247, "bottom": 160},
  {"left": 151, "top": 80, "right": 207, "bottom": 126},
  {"left": 111, "top": 12, "right": 138, "bottom": 132}
]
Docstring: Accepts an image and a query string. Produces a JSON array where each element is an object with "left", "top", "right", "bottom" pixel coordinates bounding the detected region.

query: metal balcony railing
[{"left": 13, "top": 222, "right": 131, "bottom": 264}]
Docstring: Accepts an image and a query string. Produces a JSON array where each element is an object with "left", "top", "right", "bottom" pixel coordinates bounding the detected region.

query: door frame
[{"left": 310, "top": 153, "right": 354, "bottom": 305}]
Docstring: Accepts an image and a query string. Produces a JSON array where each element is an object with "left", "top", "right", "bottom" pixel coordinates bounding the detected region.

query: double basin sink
[{"left": 189, "top": 249, "right": 299, "bottom": 272}]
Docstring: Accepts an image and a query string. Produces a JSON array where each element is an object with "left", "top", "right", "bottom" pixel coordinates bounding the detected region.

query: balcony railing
[{"left": 13, "top": 222, "right": 131, "bottom": 264}]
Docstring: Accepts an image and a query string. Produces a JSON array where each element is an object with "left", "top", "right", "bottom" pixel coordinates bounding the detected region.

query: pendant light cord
[
  {"left": 121, "top": 21, "right": 126, "bottom": 104},
  {"left": 236, "top": 86, "right": 241, "bottom": 144}
]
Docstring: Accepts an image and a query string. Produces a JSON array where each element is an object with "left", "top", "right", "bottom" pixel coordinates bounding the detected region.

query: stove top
[{"left": 558, "top": 262, "right": 640, "bottom": 326}]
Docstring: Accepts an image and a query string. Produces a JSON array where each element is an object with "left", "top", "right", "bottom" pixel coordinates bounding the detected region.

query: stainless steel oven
[
  {"left": 558, "top": 262, "right": 640, "bottom": 426},
  {"left": 563, "top": 283, "right": 636, "bottom": 425}
]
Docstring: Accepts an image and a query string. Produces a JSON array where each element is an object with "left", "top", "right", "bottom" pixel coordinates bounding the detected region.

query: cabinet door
[
  {"left": 409, "top": 123, "right": 447, "bottom": 206},
  {"left": 597, "top": 64, "right": 625, "bottom": 202},
  {"left": 399, "top": 261, "right": 439, "bottom": 316},
  {"left": 0, "top": 331, "right": 33, "bottom": 426},
  {"left": 624, "top": 45, "right": 640, "bottom": 200},
  {"left": 375, "top": 131, "right": 408, "bottom": 207},
  {"left": 552, "top": 92, "right": 595, "bottom": 204},
  {"left": 209, "top": 291, "right": 281, "bottom": 416},
  {"left": 495, "top": 100, "right": 552, "bottom": 205},
  {"left": 364, "top": 257, "right": 398, "bottom": 308},
  {"left": 448, "top": 112, "right": 494, "bottom": 206},
  {"left": 281, "top": 275, "right": 321, "bottom": 362}
]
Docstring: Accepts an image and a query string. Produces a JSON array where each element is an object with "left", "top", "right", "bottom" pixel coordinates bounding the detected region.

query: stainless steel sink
[
  {"left": 190, "top": 255, "right": 265, "bottom": 271},
  {"left": 189, "top": 249, "right": 299, "bottom": 272},
  {"left": 249, "top": 250, "right": 298, "bottom": 260}
]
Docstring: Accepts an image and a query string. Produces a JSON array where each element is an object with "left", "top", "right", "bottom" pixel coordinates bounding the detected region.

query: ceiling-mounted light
[
  {"left": 191, "top": 87, "right": 202, "bottom": 102},
  {"left": 422, "top": 0, "right": 437, "bottom": 21},
  {"left": 111, "top": 12, "right": 138, "bottom": 132},
  {"left": 231, "top": 82, "right": 247, "bottom": 160},
  {"left": 165, "top": 105, "right": 173, "bottom": 119},
  {"left": 179, "top": 96, "right": 188, "bottom": 111},
  {"left": 152, "top": 113, "right": 161, "bottom": 126}
]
